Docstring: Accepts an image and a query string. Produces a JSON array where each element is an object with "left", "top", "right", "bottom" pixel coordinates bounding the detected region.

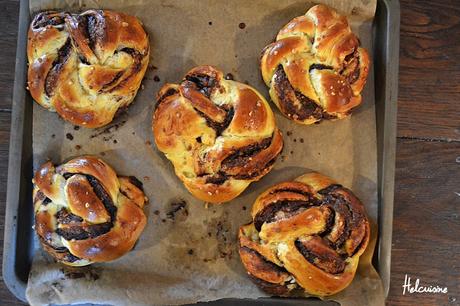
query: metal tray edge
[
  {"left": 375, "top": 0, "right": 400, "bottom": 298},
  {"left": 3, "top": 0, "right": 30, "bottom": 302}
]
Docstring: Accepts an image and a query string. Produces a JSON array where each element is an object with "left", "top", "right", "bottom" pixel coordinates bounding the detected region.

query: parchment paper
[{"left": 26, "top": 0, "right": 384, "bottom": 305}]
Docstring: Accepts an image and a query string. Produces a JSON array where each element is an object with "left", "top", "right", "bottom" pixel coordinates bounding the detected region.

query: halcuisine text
[{"left": 402, "top": 275, "right": 448, "bottom": 295}]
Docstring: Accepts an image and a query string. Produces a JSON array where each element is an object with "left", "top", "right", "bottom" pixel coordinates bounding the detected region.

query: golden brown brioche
[
  {"left": 238, "top": 172, "right": 370, "bottom": 296},
  {"left": 32, "top": 156, "right": 147, "bottom": 266},
  {"left": 153, "top": 66, "right": 283, "bottom": 204},
  {"left": 260, "top": 4, "right": 370, "bottom": 124},
  {"left": 27, "top": 10, "right": 149, "bottom": 128}
]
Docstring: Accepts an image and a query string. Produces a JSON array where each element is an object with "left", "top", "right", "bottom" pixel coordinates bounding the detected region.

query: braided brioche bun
[
  {"left": 27, "top": 10, "right": 149, "bottom": 128},
  {"left": 33, "top": 156, "right": 147, "bottom": 266},
  {"left": 153, "top": 66, "right": 283, "bottom": 204},
  {"left": 260, "top": 4, "right": 370, "bottom": 124},
  {"left": 238, "top": 172, "right": 370, "bottom": 296}
]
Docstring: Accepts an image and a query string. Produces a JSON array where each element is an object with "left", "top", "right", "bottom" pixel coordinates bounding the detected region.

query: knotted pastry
[
  {"left": 153, "top": 66, "right": 283, "bottom": 203},
  {"left": 27, "top": 10, "right": 149, "bottom": 128},
  {"left": 238, "top": 172, "right": 370, "bottom": 296},
  {"left": 260, "top": 4, "right": 370, "bottom": 124},
  {"left": 32, "top": 156, "right": 147, "bottom": 266}
]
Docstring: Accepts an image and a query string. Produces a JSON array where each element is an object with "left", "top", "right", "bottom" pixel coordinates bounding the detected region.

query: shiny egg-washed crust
[
  {"left": 32, "top": 156, "right": 147, "bottom": 266},
  {"left": 260, "top": 4, "right": 370, "bottom": 124},
  {"left": 153, "top": 66, "right": 283, "bottom": 204},
  {"left": 238, "top": 172, "right": 370, "bottom": 296},
  {"left": 27, "top": 10, "right": 149, "bottom": 128}
]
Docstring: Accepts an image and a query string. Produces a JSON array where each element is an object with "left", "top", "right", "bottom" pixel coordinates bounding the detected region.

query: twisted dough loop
[
  {"left": 33, "top": 156, "right": 147, "bottom": 266},
  {"left": 27, "top": 10, "right": 149, "bottom": 128},
  {"left": 238, "top": 172, "right": 370, "bottom": 296},
  {"left": 260, "top": 4, "right": 370, "bottom": 124},
  {"left": 153, "top": 66, "right": 283, "bottom": 204}
]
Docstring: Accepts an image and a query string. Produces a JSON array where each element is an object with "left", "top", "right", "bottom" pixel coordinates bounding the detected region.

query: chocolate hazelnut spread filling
[
  {"left": 68, "top": 11, "right": 104, "bottom": 57},
  {"left": 309, "top": 63, "right": 334, "bottom": 72},
  {"left": 340, "top": 49, "right": 361, "bottom": 85},
  {"left": 203, "top": 135, "right": 280, "bottom": 185},
  {"left": 99, "top": 71, "right": 124, "bottom": 92},
  {"left": 37, "top": 235, "right": 82, "bottom": 263},
  {"left": 232, "top": 158, "right": 277, "bottom": 180},
  {"left": 55, "top": 208, "right": 84, "bottom": 224},
  {"left": 205, "top": 172, "right": 228, "bottom": 185},
  {"left": 181, "top": 70, "right": 235, "bottom": 136},
  {"left": 254, "top": 200, "right": 312, "bottom": 231},
  {"left": 220, "top": 135, "right": 280, "bottom": 180},
  {"left": 44, "top": 38, "right": 72, "bottom": 97},
  {"left": 48, "top": 174, "right": 117, "bottom": 242},
  {"left": 101, "top": 48, "right": 144, "bottom": 93},
  {"left": 247, "top": 274, "right": 292, "bottom": 296},
  {"left": 85, "top": 175, "right": 117, "bottom": 221},
  {"left": 239, "top": 246, "right": 293, "bottom": 295},
  {"left": 221, "top": 137, "right": 272, "bottom": 170},
  {"left": 128, "top": 175, "right": 144, "bottom": 191},
  {"left": 31, "top": 11, "right": 65, "bottom": 29},
  {"left": 295, "top": 236, "right": 346, "bottom": 274},
  {"left": 340, "top": 50, "right": 361, "bottom": 85},
  {"left": 82, "top": 11, "right": 105, "bottom": 53},
  {"left": 240, "top": 246, "right": 289, "bottom": 275},
  {"left": 56, "top": 222, "right": 112, "bottom": 241},
  {"left": 320, "top": 185, "right": 368, "bottom": 256},
  {"left": 34, "top": 190, "right": 52, "bottom": 206},
  {"left": 269, "top": 187, "right": 312, "bottom": 198},
  {"left": 272, "top": 65, "right": 324, "bottom": 121},
  {"left": 194, "top": 107, "right": 235, "bottom": 137},
  {"left": 156, "top": 88, "right": 179, "bottom": 108},
  {"left": 184, "top": 72, "right": 219, "bottom": 99}
]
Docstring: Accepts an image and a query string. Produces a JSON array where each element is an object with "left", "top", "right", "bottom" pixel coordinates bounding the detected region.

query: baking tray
[{"left": 3, "top": 0, "right": 399, "bottom": 303}]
